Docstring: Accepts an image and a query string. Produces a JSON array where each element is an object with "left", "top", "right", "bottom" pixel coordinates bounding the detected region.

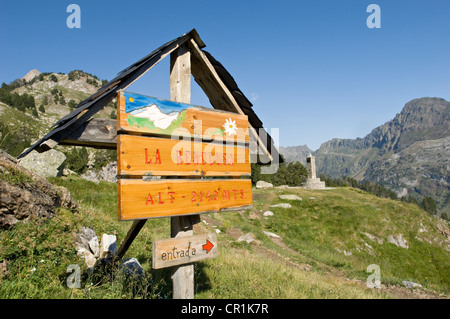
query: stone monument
[{"left": 303, "top": 153, "right": 326, "bottom": 189}]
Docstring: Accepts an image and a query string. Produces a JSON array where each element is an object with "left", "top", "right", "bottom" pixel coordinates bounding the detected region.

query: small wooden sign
[
  {"left": 118, "top": 179, "right": 252, "bottom": 220},
  {"left": 152, "top": 233, "right": 218, "bottom": 269},
  {"left": 117, "top": 134, "right": 250, "bottom": 177},
  {"left": 117, "top": 91, "right": 249, "bottom": 142}
]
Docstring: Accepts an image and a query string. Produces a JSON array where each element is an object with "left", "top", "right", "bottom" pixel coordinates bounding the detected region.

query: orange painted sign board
[
  {"left": 118, "top": 179, "right": 252, "bottom": 221},
  {"left": 117, "top": 134, "right": 250, "bottom": 177},
  {"left": 117, "top": 91, "right": 249, "bottom": 142}
]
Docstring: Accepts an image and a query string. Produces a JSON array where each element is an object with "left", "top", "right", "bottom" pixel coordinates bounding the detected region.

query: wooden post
[{"left": 169, "top": 44, "right": 196, "bottom": 299}]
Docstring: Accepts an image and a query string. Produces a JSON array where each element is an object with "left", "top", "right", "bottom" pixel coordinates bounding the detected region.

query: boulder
[
  {"left": 279, "top": 194, "right": 302, "bottom": 201},
  {"left": 402, "top": 281, "right": 422, "bottom": 289},
  {"left": 256, "top": 181, "right": 273, "bottom": 189},
  {"left": 81, "top": 162, "right": 117, "bottom": 183},
  {"left": 238, "top": 233, "right": 255, "bottom": 244},
  {"left": 0, "top": 149, "right": 77, "bottom": 229},
  {"left": 100, "top": 234, "right": 117, "bottom": 260},
  {"left": 73, "top": 227, "right": 97, "bottom": 253},
  {"left": 263, "top": 211, "right": 274, "bottom": 217},
  {"left": 270, "top": 203, "right": 292, "bottom": 209},
  {"left": 19, "top": 149, "right": 66, "bottom": 178},
  {"left": 388, "top": 234, "right": 409, "bottom": 249},
  {"left": 89, "top": 236, "right": 100, "bottom": 258},
  {"left": 121, "top": 257, "right": 144, "bottom": 276},
  {"left": 263, "top": 231, "right": 281, "bottom": 239}
]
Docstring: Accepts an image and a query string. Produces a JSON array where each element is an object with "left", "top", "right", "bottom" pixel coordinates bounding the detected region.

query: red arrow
[{"left": 202, "top": 239, "right": 214, "bottom": 254}]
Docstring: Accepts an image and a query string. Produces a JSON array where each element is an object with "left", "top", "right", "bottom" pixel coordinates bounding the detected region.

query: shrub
[
  {"left": 65, "top": 147, "right": 89, "bottom": 174},
  {"left": 421, "top": 196, "right": 437, "bottom": 214}
]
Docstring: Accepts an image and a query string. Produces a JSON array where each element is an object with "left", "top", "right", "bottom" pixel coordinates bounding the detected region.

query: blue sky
[{"left": 1, "top": 0, "right": 449, "bottom": 150}]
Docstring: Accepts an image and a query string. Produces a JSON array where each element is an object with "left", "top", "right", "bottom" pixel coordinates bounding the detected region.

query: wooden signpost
[
  {"left": 17, "top": 30, "right": 278, "bottom": 300},
  {"left": 117, "top": 91, "right": 253, "bottom": 221},
  {"left": 118, "top": 179, "right": 252, "bottom": 220},
  {"left": 116, "top": 44, "right": 252, "bottom": 299},
  {"left": 117, "top": 134, "right": 250, "bottom": 177}
]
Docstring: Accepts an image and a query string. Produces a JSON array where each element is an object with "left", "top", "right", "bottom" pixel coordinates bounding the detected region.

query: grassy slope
[{"left": 0, "top": 176, "right": 448, "bottom": 298}]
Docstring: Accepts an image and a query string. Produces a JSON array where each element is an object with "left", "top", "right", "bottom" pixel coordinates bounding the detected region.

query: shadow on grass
[{"left": 60, "top": 258, "right": 212, "bottom": 299}]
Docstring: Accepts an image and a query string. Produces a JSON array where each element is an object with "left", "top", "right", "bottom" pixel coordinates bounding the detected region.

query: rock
[
  {"left": 80, "top": 170, "right": 99, "bottom": 184},
  {"left": 19, "top": 149, "right": 66, "bottom": 178},
  {"left": 81, "top": 162, "right": 117, "bottom": 183},
  {"left": 89, "top": 236, "right": 100, "bottom": 258},
  {"left": 73, "top": 227, "right": 97, "bottom": 253},
  {"left": 22, "top": 69, "right": 41, "bottom": 82},
  {"left": 388, "top": 234, "right": 409, "bottom": 249},
  {"left": 256, "top": 181, "right": 273, "bottom": 189},
  {"left": 303, "top": 178, "right": 326, "bottom": 189},
  {"left": 436, "top": 223, "right": 450, "bottom": 240},
  {"left": 54, "top": 186, "right": 78, "bottom": 211},
  {"left": 362, "top": 232, "right": 384, "bottom": 244},
  {"left": 83, "top": 250, "right": 97, "bottom": 269},
  {"left": 238, "top": 233, "right": 255, "bottom": 244},
  {"left": 279, "top": 194, "right": 302, "bottom": 201},
  {"left": 98, "top": 162, "right": 117, "bottom": 183},
  {"left": 270, "top": 203, "right": 292, "bottom": 209},
  {"left": 248, "top": 211, "right": 260, "bottom": 220},
  {"left": 0, "top": 150, "right": 77, "bottom": 229},
  {"left": 263, "top": 211, "right": 274, "bottom": 217},
  {"left": 402, "top": 281, "right": 422, "bottom": 289},
  {"left": 121, "top": 258, "right": 144, "bottom": 276},
  {"left": 263, "top": 231, "right": 281, "bottom": 239},
  {"left": 99, "top": 234, "right": 117, "bottom": 259},
  {"left": 62, "top": 168, "right": 77, "bottom": 176}
]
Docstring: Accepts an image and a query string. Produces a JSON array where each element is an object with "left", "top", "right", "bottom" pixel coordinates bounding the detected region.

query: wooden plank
[
  {"left": 117, "top": 91, "right": 249, "bottom": 143},
  {"left": 60, "top": 118, "right": 117, "bottom": 149},
  {"left": 115, "top": 219, "right": 147, "bottom": 260},
  {"left": 152, "top": 233, "right": 218, "bottom": 269},
  {"left": 169, "top": 44, "right": 195, "bottom": 300},
  {"left": 118, "top": 179, "right": 253, "bottom": 221},
  {"left": 117, "top": 134, "right": 250, "bottom": 177}
]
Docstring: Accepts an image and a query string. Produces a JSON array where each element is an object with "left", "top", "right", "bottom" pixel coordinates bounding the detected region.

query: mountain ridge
[{"left": 280, "top": 97, "right": 450, "bottom": 219}]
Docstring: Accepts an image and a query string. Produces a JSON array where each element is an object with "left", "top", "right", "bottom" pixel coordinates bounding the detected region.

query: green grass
[
  {"left": 258, "top": 188, "right": 450, "bottom": 294},
  {"left": 0, "top": 176, "right": 448, "bottom": 298},
  {"left": 0, "top": 165, "right": 34, "bottom": 186}
]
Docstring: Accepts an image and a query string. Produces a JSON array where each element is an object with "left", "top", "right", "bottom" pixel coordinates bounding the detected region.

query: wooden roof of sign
[{"left": 18, "top": 29, "right": 281, "bottom": 164}]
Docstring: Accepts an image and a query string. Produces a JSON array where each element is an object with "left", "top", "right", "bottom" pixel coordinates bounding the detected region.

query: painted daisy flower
[{"left": 223, "top": 118, "right": 237, "bottom": 136}]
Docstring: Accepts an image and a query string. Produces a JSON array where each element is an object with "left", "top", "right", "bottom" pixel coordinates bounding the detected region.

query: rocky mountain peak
[{"left": 22, "top": 69, "right": 41, "bottom": 82}]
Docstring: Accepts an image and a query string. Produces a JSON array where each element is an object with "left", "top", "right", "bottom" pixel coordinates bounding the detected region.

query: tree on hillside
[
  {"left": 68, "top": 99, "right": 77, "bottom": 110},
  {"left": 251, "top": 157, "right": 307, "bottom": 187},
  {"left": 65, "top": 147, "right": 89, "bottom": 174},
  {"left": 421, "top": 196, "right": 437, "bottom": 214}
]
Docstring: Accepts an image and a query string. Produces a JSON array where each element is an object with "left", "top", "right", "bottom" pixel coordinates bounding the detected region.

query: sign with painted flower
[
  {"left": 117, "top": 91, "right": 252, "bottom": 220},
  {"left": 117, "top": 91, "right": 249, "bottom": 142}
]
